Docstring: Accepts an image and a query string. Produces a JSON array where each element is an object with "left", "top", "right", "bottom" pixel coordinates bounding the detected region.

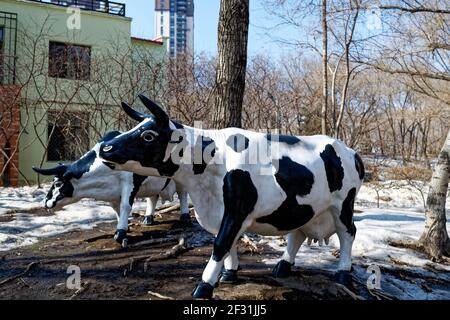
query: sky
[{"left": 122, "top": 0, "right": 287, "bottom": 57}]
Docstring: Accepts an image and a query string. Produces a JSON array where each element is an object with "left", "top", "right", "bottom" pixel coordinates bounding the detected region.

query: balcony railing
[{"left": 28, "top": 0, "right": 126, "bottom": 17}]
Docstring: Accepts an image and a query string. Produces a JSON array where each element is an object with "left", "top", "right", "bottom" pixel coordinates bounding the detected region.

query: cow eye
[
  {"left": 54, "top": 181, "right": 63, "bottom": 188},
  {"left": 141, "top": 130, "right": 158, "bottom": 142}
]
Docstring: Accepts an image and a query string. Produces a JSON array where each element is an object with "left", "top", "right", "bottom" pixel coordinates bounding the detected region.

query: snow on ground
[
  {"left": 0, "top": 200, "right": 116, "bottom": 251},
  {"left": 262, "top": 182, "right": 450, "bottom": 299},
  {"left": 1, "top": 180, "right": 449, "bottom": 299},
  {"left": 0, "top": 185, "right": 47, "bottom": 215},
  {"left": 0, "top": 185, "right": 160, "bottom": 252}
]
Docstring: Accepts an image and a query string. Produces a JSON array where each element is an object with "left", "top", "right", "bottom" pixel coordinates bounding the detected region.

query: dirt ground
[{"left": 0, "top": 209, "right": 412, "bottom": 300}]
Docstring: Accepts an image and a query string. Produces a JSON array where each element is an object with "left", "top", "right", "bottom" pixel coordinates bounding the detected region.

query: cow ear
[
  {"left": 121, "top": 102, "right": 148, "bottom": 122},
  {"left": 138, "top": 94, "right": 169, "bottom": 126}
]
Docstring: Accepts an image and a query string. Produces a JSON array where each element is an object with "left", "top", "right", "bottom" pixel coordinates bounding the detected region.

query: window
[
  {"left": 47, "top": 111, "right": 90, "bottom": 161},
  {"left": 48, "top": 41, "right": 91, "bottom": 80}
]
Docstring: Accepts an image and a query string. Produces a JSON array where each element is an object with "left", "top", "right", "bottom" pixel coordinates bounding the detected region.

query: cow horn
[
  {"left": 121, "top": 102, "right": 148, "bottom": 122},
  {"left": 32, "top": 164, "right": 67, "bottom": 176},
  {"left": 138, "top": 94, "right": 169, "bottom": 125}
]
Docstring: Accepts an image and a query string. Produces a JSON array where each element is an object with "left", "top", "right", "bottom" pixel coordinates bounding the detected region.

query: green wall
[{"left": 0, "top": 0, "right": 168, "bottom": 185}]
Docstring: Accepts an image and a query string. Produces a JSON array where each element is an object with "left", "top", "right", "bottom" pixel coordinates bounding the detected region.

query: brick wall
[{"left": 0, "top": 85, "right": 21, "bottom": 187}]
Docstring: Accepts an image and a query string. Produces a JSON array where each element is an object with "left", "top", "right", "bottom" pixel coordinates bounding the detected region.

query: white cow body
[{"left": 98, "top": 95, "right": 364, "bottom": 298}]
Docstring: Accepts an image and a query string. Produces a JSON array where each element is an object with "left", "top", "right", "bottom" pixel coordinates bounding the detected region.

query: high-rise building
[{"left": 155, "top": 0, "right": 194, "bottom": 57}]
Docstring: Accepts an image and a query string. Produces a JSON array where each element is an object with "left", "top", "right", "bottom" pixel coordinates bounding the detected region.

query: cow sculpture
[
  {"left": 33, "top": 131, "right": 190, "bottom": 247},
  {"left": 98, "top": 95, "right": 365, "bottom": 298}
]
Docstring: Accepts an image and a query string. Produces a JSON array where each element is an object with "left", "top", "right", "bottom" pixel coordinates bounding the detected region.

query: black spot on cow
[
  {"left": 266, "top": 134, "right": 301, "bottom": 145},
  {"left": 193, "top": 136, "right": 216, "bottom": 175},
  {"left": 256, "top": 156, "right": 315, "bottom": 231},
  {"left": 98, "top": 131, "right": 121, "bottom": 143},
  {"left": 157, "top": 158, "right": 180, "bottom": 177},
  {"left": 226, "top": 134, "right": 249, "bottom": 152},
  {"left": 340, "top": 188, "right": 357, "bottom": 236},
  {"left": 274, "top": 156, "right": 315, "bottom": 197},
  {"left": 129, "top": 174, "right": 147, "bottom": 206},
  {"left": 354, "top": 153, "right": 365, "bottom": 180},
  {"left": 257, "top": 201, "right": 315, "bottom": 231},
  {"left": 213, "top": 169, "right": 258, "bottom": 261},
  {"left": 320, "top": 144, "right": 344, "bottom": 193}
]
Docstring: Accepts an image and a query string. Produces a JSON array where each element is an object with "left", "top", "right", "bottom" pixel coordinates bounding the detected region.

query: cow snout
[{"left": 45, "top": 198, "right": 56, "bottom": 209}]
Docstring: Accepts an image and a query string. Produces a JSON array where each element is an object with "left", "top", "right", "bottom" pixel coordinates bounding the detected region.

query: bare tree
[
  {"left": 321, "top": 0, "right": 329, "bottom": 135},
  {"left": 419, "top": 129, "right": 450, "bottom": 260},
  {"left": 212, "top": 0, "right": 250, "bottom": 128}
]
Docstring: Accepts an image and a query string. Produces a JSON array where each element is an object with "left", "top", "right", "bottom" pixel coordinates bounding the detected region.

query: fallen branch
[
  {"left": 335, "top": 283, "right": 365, "bottom": 300},
  {"left": 0, "top": 262, "right": 38, "bottom": 286},
  {"left": 156, "top": 204, "right": 180, "bottom": 215},
  {"left": 127, "top": 235, "right": 181, "bottom": 249},
  {"left": 144, "top": 238, "right": 187, "bottom": 271},
  {"left": 137, "top": 203, "right": 194, "bottom": 217},
  {"left": 368, "top": 288, "right": 394, "bottom": 300},
  {"left": 148, "top": 290, "right": 174, "bottom": 300},
  {"left": 68, "top": 282, "right": 90, "bottom": 300}
]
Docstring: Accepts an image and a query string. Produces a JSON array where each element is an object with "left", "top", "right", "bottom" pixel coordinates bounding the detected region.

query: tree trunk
[
  {"left": 419, "top": 129, "right": 450, "bottom": 260},
  {"left": 321, "top": 0, "right": 328, "bottom": 135},
  {"left": 212, "top": 0, "right": 249, "bottom": 128}
]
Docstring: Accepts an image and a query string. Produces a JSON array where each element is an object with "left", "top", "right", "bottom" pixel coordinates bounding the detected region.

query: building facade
[
  {"left": 154, "top": 0, "right": 194, "bottom": 57},
  {"left": 0, "top": 0, "right": 168, "bottom": 186}
]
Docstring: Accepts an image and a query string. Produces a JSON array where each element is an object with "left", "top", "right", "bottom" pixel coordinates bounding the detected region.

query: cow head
[
  {"left": 32, "top": 164, "right": 75, "bottom": 209},
  {"left": 99, "top": 95, "right": 181, "bottom": 177},
  {"left": 33, "top": 131, "right": 121, "bottom": 209}
]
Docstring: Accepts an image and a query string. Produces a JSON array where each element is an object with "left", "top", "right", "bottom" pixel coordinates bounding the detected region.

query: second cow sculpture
[{"left": 33, "top": 131, "right": 190, "bottom": 247}]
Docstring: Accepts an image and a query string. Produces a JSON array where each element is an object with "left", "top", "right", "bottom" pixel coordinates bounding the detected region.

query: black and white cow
[
  {"left": 98, "top": 95, "right": 365, "bottom": 298},
  {"left": 33, "top": 131, "right": 190, "bottom": 246}
]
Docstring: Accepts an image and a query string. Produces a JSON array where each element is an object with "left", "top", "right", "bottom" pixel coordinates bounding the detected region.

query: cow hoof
[
  {"left": 180, "top": 213, "right": 191, "bottom": 222},
  {"left": 219, "top": 269, "right": 239, "bottom": 284},
  {"left": 334, "top": 270, "right": 353, "bottom": 286},
  {"left": 272, "top": 260, "right": 293, "bottom": 278},
  {"left": 142, "top": 215, "right": 154, "bottom": 226},
  {"left": 191, "top": 281, "right": 214, "bottom": 299},
  {"left": 113, "top": 229, "right": 127, "bottom": 244}
]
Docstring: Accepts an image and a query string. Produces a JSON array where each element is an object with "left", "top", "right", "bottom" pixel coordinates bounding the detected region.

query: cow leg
[
  {"left": 192, "top": 169, "right": 257, "bottom": 299},
  {"left": 192, "top": 214, "right": 248, "bottom": 299},
  {"left": 143, "top": 195, "right": 158, "bottom": 225},
  {"left": 219, "top": 246, "right": 239, "bottom": 284},
  {"left": 273, "top": 229, "right": 306, "bottom": 278},
  {"left": 192, "top": 229, "right": 245, "bottom": 299},
  {"left": 177, "top": 189, "right": 190, "bottom": 222},
  {"left": 113, "top": 199, "right": 131, "bottom": 245},
  {"left": 334, "top": 189, "right": 357, "bottom": 285},
  {"left": 334, "top": 228, "right": 355, "bottom": 285},
  {"left": 111, "top": 201, "right": 121, "bottom": 222}
]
